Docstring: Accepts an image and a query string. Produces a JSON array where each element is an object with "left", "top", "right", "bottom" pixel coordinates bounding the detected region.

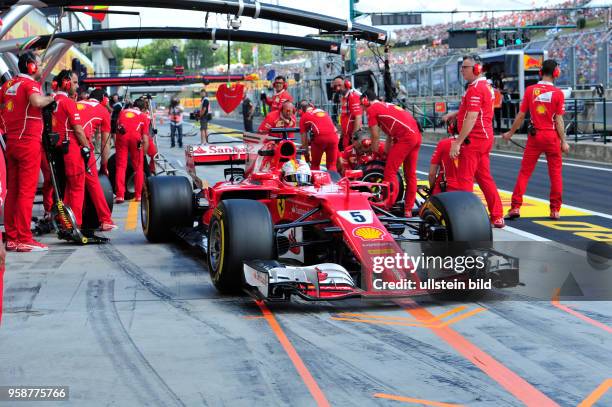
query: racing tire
[
  {"left": 107, "top": 153, "right": 152, "bottom": 200},
  {"left": 208, "top": 199, "right": 275, "bottom": 294},
  {"left": 82, "top": 174, "right": 115, "bottom": 230},
  {"left": 142, "top": 176, "right": 194, "bottom": 242},
  {"left": 359, "top": 161, "right": 404, "bottom": 204},
  {"left": 420, "top": 191, "right": 492, "bottom": 300}
]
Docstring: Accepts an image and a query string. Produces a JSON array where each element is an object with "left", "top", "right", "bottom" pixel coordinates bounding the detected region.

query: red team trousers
[
  {"left": 115, "top": 133, "right": 144, "bottom": 200},
  {"left": 310, "top": 137, "right": 338, "bottom": 171},
  {"left": 5, "top": 140, "right": 42, "bottom": 242},
  {"left": 511, "top": 131, "right": 562, "bottom": 211},
  {"left": 384, "top": 132, "right": 421, "bottom": 210},
  {"left": 63, "top": 140, "right": 86, "bottom": 226}
]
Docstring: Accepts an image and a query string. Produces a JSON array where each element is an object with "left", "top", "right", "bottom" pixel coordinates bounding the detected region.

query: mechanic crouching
[
  {"left": 361, "top": 90, "right": 421, "bottom": 216},
  {"left": 298, "top": 100, "right": 339, "bottom": 171},
  {"left": 114, "top": 98, "right": 149, "bottom": 203},
  {"left": 339, "top": 129, "right": 386, "bottom": 173},
  {"left": 441, "top": 54, "right": 505, "bottom": 228},
  {"left": 52, "top": 69, "right": 91, "bottom": 231},
  {"left": 1, "top": 51, "right": 55, "bottom": 252}
]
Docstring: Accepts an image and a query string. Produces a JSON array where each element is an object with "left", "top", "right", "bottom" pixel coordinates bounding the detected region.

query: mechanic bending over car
[
  {"left": 114, "top": 98, "right": 149, "bottom": 204},
  {"left": 361, "top": 90, "right": 422, "bottom": 216},
  {"left": 257, "top": 101, "right": 297, "bottom": 137},
  {"left": 503, "top": 59, "right": 569, "bottom": 221},
  {"left": 76, "top": 89, "right": 117, "bottom": 232},
  {"left": 332, "top": 75, "right": 363, "bottom": 152},
  {"left": 429, "top": 135, "right": 460, "bottom": 195},
  {"left": 441, "top": 54, "right": 505, "bottom": 228},
  {"left": 52, "top": 70, "right": 91, "bottom": 233},
  {"left": 298, "top": 100, "right": 339, "bottom": 171},
  {"left": 1, "top": 51, "right": 55, "bottom": 252},
  {"left": 339, "top": 128, "right": 386, "bottom": 173},
  {"left": 265, "top": 75, "right": 294, "bottom": 112}
]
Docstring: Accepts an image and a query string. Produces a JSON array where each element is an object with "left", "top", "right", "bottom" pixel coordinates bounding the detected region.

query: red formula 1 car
[{"left": 142, "top": 128, "right": 518, "bottom": 302}]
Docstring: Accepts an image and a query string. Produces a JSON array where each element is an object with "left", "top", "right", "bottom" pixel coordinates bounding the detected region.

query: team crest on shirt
[
  {"left": 5, "top": 81, "right": 20, "bottom": 96},
  {"left": 534, "top": 91, "right": 553, "bottom": 103},
  {"left": 534, "top": 88, "right": 541, "bottom": 96},
  {"left": 125, "top": 112, "right": 135, "bottom": 118}
]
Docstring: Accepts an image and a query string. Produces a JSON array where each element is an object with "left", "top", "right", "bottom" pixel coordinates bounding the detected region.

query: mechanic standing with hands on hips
[
  {"left": 442, "top": 54, "right": 505, "bottom": 228},
  {"left": 1, "top": 51, "right": 55, "bottom": 252},
  {"left": 298, "top": 100, "right": 339, "bottom": 171},
  {"left": 360, "top": 90, "right": 421, "bottom": 215},
  {"left": 503, "top": 59, "right": 569, "bottom": 220},
  {"left": 114, "top": 98, "right": 149, "bottom": 203},
  {"left": 52, "top": 69, "right": 91, "bottom": 231}
]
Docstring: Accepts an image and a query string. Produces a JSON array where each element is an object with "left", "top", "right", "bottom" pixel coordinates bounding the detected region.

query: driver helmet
[{"left": 281, "top": 160, "right": 312, "bottom": 186}]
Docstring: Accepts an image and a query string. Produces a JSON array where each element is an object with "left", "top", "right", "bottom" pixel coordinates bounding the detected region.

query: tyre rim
[
  {"left": 362, "top": 172, "right": 384, "bottom": 202},
  {"left": 209, "top": 220, "right": 222, "bottom": 272}
]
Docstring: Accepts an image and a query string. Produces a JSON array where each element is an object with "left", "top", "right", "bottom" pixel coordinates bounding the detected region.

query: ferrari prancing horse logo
[{"left": 277, "top": 198, "right": 286, "bottom": 218}]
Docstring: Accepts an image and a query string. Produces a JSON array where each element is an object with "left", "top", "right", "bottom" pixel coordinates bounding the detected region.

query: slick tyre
[
  {"left": 142, "top": 176, "right": 193, "bottom": 242},
  {"left": 360, "top": 161, "right": 404, "bottom": 204},
  {"left": 82, "top": 174, "right": 114, "bottom": 230},
  {"left": 208, "top": 199, "right": 275, "bottom": 294},
  {"left": 419, "top": 191, "right": 492, "bottom": 300}
]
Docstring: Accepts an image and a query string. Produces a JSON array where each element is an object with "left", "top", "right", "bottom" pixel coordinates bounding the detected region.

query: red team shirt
[
  {"left": 520, "top": 81, "right": 565, "bottom": 132},
  {"left": 341, "top": 144, "right": 386, "bottom": 170},
  {"left": 0, "top": 74, "right": 44, "bottom": 140},
  {"left": 53, "top": 92, "right": 82, "bottom": 141},
  {"left": 118, "top": 108, "right": 149, "bottom": 136},
  {"left": 258, "top": 110, "right": 297, "bottom": 137},
  {"left": 430, "top": 137, "right": 458, "bottom": 193},
  {"left": 340, "top": 90, "right": 363, "bottom": 140},
  {"left": 266, "top": 90, "right": 293, "bottom": 112},
  {"left": 456, "top": 77, "right": 494, "bottom": 140},
  {"left": 366, "top": 101, "right": 420, "bottom": 141},
  {"left": 76, "top": 99, "right": 111, "bottom": 141},
  {"left": 299, "top": 108, "right": 337, "bottom": 141}
]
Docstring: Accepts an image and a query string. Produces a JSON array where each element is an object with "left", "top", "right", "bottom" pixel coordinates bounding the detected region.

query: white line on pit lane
[
  {"left": 415, "top": 170, "right": 612, "bottom": 220},
  {"left": 420, "top": 143, "right": 612, "bottom": 172}
]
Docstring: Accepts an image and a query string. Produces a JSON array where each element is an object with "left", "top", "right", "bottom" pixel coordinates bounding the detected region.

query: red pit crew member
[
  {"left": 142, "top": 97, "right": 158, "bottom": 174},
  {"left": 266, "top": 75, "right": 293, "bottom": 112},
  {"left": 429, "top": 136, "right": 460, "bottom": 195},
  {"left": 258, "top": 101, "right": 297, "bottom": 137},
  {"left": 503, "top": 59, "right": 569, "bottom": 220},
  {"left": 332, "top": 76, "right": 362, "bottom": 151},
  {"left": 362, "top": 90, "right": 421, "bottom": 214},
  {"left": 1, "top": 127, "right": 6, "bottom": 322},
  {"left": 115, "top": 98, "right": 149, "bottom": 203},
  {"left": 299, "top": 101, "right": 339, "bottom": 171},
  {"left": 442, "top": 54, "right": 504, "bottom": 228},
  {"left": 52, "top": 69, "right": 90, "bottom": 228},
  {"left": 340, "top": 129, "right": 386, "bottom": 173},
  {"left": 1, "top": 51, "right": 55, "bottom": 252},
  {"left": 77, "top": 89, "right": 116, "bottom": 231}
]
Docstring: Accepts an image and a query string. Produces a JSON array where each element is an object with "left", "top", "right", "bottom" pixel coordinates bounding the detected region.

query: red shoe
[
  {"left": 492, "top": 217, "right": 505, "bottom": 229},
  {"left": 505, "top": 207, "right": 520, "bottom": 220},
  {"left": 6, "top": 241, "right": 19, "bottom": 252},
  {"left": 99, "top": 223, "right": 118, "bottom": 232},
  {"left": 115, "top": 197, "right": 125, "bottom": 204},
  {"left": 550, "top": 210, "right": 560, "bottom": 220},
  {"left": 16, "top": 240, "right": 49, "bottom": 252}
]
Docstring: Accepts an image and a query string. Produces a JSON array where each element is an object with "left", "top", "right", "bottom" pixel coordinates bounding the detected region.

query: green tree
[
  {"left": 183, "top": 39, "right": 216, "bottom": 70},
  {"left": 139, "top": 39, "right": 184, "bottom": 74}
]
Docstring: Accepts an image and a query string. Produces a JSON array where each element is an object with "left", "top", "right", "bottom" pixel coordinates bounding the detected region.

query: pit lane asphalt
[{"left": 1, "top": 120, "right": 611, "bottom": 406}]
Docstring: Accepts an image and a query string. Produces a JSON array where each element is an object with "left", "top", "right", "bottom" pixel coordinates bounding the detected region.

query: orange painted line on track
[
  {"left": 552, "top": 288, "right": 612, "bottom": 334},
  {"left": 397, "top": 299, "right": 559, "bottom": 407},
  {"left": 578, "top": 379, "right": 612, "bottom": 407},
  {"left": 332, "top": 307, "right": 485, "bottom": 329},
  {"left": 256, "top": 301, "right": 331, "bottom": 407},
  {"left": 373, "top": 392, "right": 464, "bottom": 406},
  {"left": 337, "top": 306, "right": 467, "bottom": 322}
]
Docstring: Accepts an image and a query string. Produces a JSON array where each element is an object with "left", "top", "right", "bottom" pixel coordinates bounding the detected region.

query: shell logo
[
  {"left": 353, "top": 226, "right": 385, "bottom": 241},
  {"left": 77, "top": 103, "right": 85, "bottom": 110},
  {"left": 6, "top": 100, "right": 13, "bottom": 112},
  {"left": 536, "top": 105, "right": 547, "bottom": 115},
  {"left": 125, "top": 112, "right": 135, "bottom": 118},
  {"left": 315, "top": 111, "right": 326, "bottom": 117},
  {"left": 393, "top": 105, "right": 404, "bottom": 111}
]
